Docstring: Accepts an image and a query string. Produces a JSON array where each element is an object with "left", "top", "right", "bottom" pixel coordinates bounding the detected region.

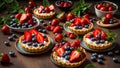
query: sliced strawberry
[
  {"left": 86, "top": 35, "right": 91, "bottom": 39},
  {"left": 84, "top": 18, "right": 90, "bottom": 24},
  {"left": 93, "top": 28, "right": 101, "bottom": 38},
  {"left": 62, "top": 42, "right": 71, "bottom": 48},
  {"left": 45, "top": 7, "right": 50, "bottom": 13},
  {"left": 0, "top": 53, "right": 10, "bottom": 63},
  {"left": 15, "top": 13, "right": 21, "bottom": 19},
  {"left": 69, "top": 33, "right": 75, "bottom": 39},
  {"left": 70, "top": 23, "right": 76, "bottom": 27},
  {"left": 101, "top": 32, "right": 107, "bottom": 40},
  {"left": 53, "top": 26, "right": 62, "bottom": 33},
  {"left": 54, "top": 34, "right": 63, "bottom": 42},
  {"left": 38, "top": 5, "right": 44, "bottom": 13},
  {"left": 46, "top": 25, "right": 51, "bottom": 31},
  {"left": 51, "top": 19, "right": 59, "bottom": 26},
  {"left": 67, "top": 13, "right": 75, "bottom": 21},
  {"left": 20, "top": 13, "right": 27, "bottom": 24},
  {"left": 69, "top": 50, "right": 80, "bottom": 63},
  {"left": 36, "top": 33, "right": 44, "bottom": 43},
  {"left": 24, "top": 31, "right": 32, "bottom": 42},
  {"left": 74, "top": 40, "right": 81, "bottom": 47},
  {"left": 74, "top": 17, "right": 82, "bottom": 26},
  {"left": 29, "top": 29, "right": 38, "bottom": 35},
  {"left": 56, "top": 47, "right": 65, "bottom": 57},
  {"left": 52, "top": 46, "right": 59, "bottom": 52},
  {"left": 49, "top": 4, "right": 55, "bottom": 12}
]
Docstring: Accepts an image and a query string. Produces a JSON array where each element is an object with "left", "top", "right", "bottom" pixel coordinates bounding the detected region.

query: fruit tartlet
[
  {"left": 83, "top": 28, "right": 117, "bottom": 50},
  {"left": 18, "top": 29, "right": 51, "bottom": 53},
  {"left": 68, "top": 16, "right": 93, "bottom": 34},
  {"left": 51, "top": 40, "right": 86, "bottom": 68},
  {"left": 33, "top": 4, "right": 55, "bottom": 19},
  {"left": 97, "top": 13, "right": 120, "bottom": 27}
]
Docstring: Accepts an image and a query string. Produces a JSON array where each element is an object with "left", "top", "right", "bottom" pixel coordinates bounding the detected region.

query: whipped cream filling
[
  {"left": 86, "top": 38, "right": 108, "bottom": 46},
  {"left": 57, "top": 56, "right": 69, "bottom": 63}
]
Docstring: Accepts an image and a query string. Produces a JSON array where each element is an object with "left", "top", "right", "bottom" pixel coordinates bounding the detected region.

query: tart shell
[
  {"left": 83, "top": 32, "right": 113, "bottom": 50},
  {"left": 33, "top": 9, "right": 55, "bottom": 19},
  {"left": 68, "top": 23, "right": 93, "bottom": 35},
  {"left": 52, "top": 48, "right": 86, "bottom": 68},
  {"left": 18, "top": 34, "right": 51, "bottom": 53}
]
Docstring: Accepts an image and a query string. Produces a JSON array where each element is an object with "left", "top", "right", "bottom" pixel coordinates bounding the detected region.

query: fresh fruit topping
[
  {"left": 98, "top": 54, "right": 104, "bottom": 59},
  {"left": 53, "top": 26, "right": 62, "bottom": 33},
  {"left": 36, "top": 33, "right": 44, "bottom": 43},
  {"left": 15, "top": 13, "right": 21, "bottom": 19},
  {"left": 29, "top": 29, "right": 38, "bottom": 35},
  {"left": 20, "top": 13, "right": 27, "bottom": 24},
  {"left": 25, "top": 7, "right": 32, "bottom": 13},
  {"left": 91, "top": 56, "right": 97, "bottom": 62},
  {"left": 100, "top": 7, "right": 107, "bottom": 11},
  {"left": 1, "top": 25, "right": 11, "bottom": 35},
  {"left": 29, "top": 1, "right": 36, "bottom": 7},
  {"left": 105, "top": 13, "right": 113, "bottom": 19},
  {"left": 56, "top": 47, "right": 65, "bottom": 57},
  {"left": 4, "top": 41, "right": 10, "bottom": 46},
  {"left": 51, "top": 19, "right": 59, "bottom": 26},
  {"left": 24, "top": 31, "right": 32, "bottom": 42},
  {"left": 83, "top": 14, "right": 90, "bottom": 19},
  {"left": 54, "top": 34, "right": 63, "bottom": 42},
  {"left": 67, "top": 13, "right": 75, "bottom": 21},
  {"left": 45, "top": 7, "right": 50, "bottom": 13},
  {"left": 113, "top": 57, "right": 119, "bottom": 63},
  {"left": 107, "top": 51, "right": 113, "bottom": 56},
  {"left": 71, "top": 40, "right": 81, "bottom": 48},
  {"left": 69, "top": 33, "right": 76, "bottom": 39},
  {"left": 49, "top": 4, "right": 55, "bottom": 11},
  {"left": 9, "top": 51, "right": 15, "bottom": 57},
  {"left": 0, "top": 53, "right": 10, "bottom": 63},
  {"left": 57, "top": 1, "right": 71, "bottom": 7},
  {"left": 97, "top": 59, "right": 103, "bottom": 64},
  {"left": 27, "top": 13, "right": 32, "bottom": 19},
  {"left": 46, "top": 25, "right": 51, "bottom": 31}
]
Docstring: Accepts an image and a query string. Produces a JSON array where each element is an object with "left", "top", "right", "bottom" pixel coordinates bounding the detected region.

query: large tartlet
[
  {"left": 18, "top": 29, "right": 51, "bottom": 53},
  {"left": 51, "top": 40, "right": 86, "bottom": 68},
  {"left": 68, "top": 17, "right": 93, "bottom": 34},
  {"left": 83, "top": 28, "right": 115, "bottom": 50},
  {"left": 33, "top": 5, "right": 55, "bottom": 19}
]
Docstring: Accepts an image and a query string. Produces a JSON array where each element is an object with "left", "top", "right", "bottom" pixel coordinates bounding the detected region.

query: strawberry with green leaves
[{"left": 0, "top": 53, "right": 10, "bottom": 63}]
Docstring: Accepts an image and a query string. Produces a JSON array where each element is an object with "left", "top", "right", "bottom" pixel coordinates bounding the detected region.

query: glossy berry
[
  {"left": 9, "top": 51, "right": 15, "bottom": 57},
  {"left": 100, "top": 40, "right": 105, "bottom": 43},
  {"left": 91, "top": 56, "right": 97, "bottom": 62},
  {"left": 22, "top": 40, "right": 26, "bottom": 44},
  {"left": 92, "top": 53, "right": 98, "bottom": 57},
  {"left": 39, "top": 43, "right": 44, "bottom": 47},
  {"left": 70, "top": 47, "right": 74, "bottom": 51},
  {"left": 97, "top": 59, "right": 103, "bottom": 64},
  {"left": 64, "top": 46, "right": 70, "bottom": 51},
  {"left": 74, "top": 26, "right": 79, "bottom": 29},
  {"left": 40, "top": 19, "right": 44, "bottom": 23},
  {"left": 84, "top": 25, "right": 89, "bottom": 28},
  {"left": 91, "top": 38, "right": 95, "bottom": 41},
  {"left": 98, "top": 54, "right": 104, "bottom": 59},
  {"left": 43, "top": 23, "right": 47, "bottom": 26},
  {"left": 38, "top": 29, "right": 42, "bottom": 32},
  {"left": 11, "top": 34, "right": 17, "bottom": 38},
  {"left": 32, "top": 37, "right": 36, "bottom": 42},
  {"left": 42, "top": 29, "right": 47, "bottom": 33},
  {"left": 27, "top": 42, "right": 32, "bottom": 46},
  {"left": 65, "top": 51, "right": 71, "bottom": 55},
  {"left": 108, "top": 52, "right": 114, "bottom": 56},
  {"left": 113, "top": 57, "right": 119, "bottom": 63},
  {"left": 96, "top": 40, "right": 100, "bottom": 44},
  {"left": 8, "top": 36, "right": 14, "bottom": 41},
  {"left": 62, "top": 53, "right": 66, "bottom": 57},
  {"left": 32, "top": 43, "right": 38, "bottom": 47},
  {"left": 114, "top": 50, "right": 120, "bottom": 54},
  {"left": 4, "top": 41, "right": 10, "bottom": 46},
  {"left": 65, "top": 55, "right": 70, "bottom": 60}
]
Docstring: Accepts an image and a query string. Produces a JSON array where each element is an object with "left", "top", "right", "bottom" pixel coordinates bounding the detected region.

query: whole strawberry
[
  {"left": 1, "top": 25, "right": 11, "bottom": 35},
  {"left": 0, "top": 53, "right": 10, "bottom": 63},
  {"left": 54, "top": 34, "right": 63, "bottom": 42}
]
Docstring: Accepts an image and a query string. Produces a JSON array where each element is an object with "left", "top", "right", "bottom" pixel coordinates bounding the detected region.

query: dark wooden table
[{"left": 0, "top": 0, "right": 120, "bottom": 68}]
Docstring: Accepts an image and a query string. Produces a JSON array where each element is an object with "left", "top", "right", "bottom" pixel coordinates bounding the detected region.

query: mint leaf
[
  {"left": 85, "top": 64, "right": 95, "bottom": 68},
  {"left": 43, "top": 0, "right": 50, "bottom": 7},
  {"left": 106, "top": 30, "right": 117, "bottom": 42},
  {"left": 5, "top": 0, "right": 13, "bottom": 3},
  {"left": 0, "top": 2, "right": 5, "bottom": 8}
]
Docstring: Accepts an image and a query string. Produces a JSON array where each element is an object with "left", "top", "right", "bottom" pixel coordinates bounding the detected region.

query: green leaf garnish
[
  {"left": 57, "top": 12, "right": 65, "bottom": 19},
  {"left": 43, "top": 0, "right": 50, "bottom": 7},
  {"left": 106, "top": 30, "right": 117, "bottom": 42},
  {"left": 85, "top": 64, "right": 95, "bottom": 68},
  {"left": 71, "top": 0, "right": 92, "bottom": 16}
]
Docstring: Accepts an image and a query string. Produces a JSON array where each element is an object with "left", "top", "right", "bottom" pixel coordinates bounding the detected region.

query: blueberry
[
  {"left": 65, "top": 51, "right": 71, "bottom": 55},
  {"left": 70, "top": 19, "right": 74, "bottom": 23},
  {"left": 113, "top": 57, "right": 119, "bottom": 63},
  {"left": 42, "top": 29, "right": 47, "bottom": 33},
  {"left": 96, "top": 40, "right": 100, "bottom": 44},
  {"left": 84, "top": 25, "right": 89, "bottom": 28},
  {"left": 9, "top": 51, "right": 15, "bottom": 57},
  {"left": 39, "top": 43, "right": 44, "bottom": 47},
  {"left": 108, "top": 52, "right": 113, "bottom": 56},
  {"left": 55, "top": 43, "right": 59, "bottom": 46},
  {"left": 70, "top": 47, "right": 74, "bottom": 51},
  {"left": 113, "top": 19, "right": 117, "bottom": 23},
  {"left": 39, "top": 19, "right": 44, "bottom": 23},
  {"left": 64, "top": 33, "right": 67, "bottom": 37},
  {"left": 22, "top": 40, "right": 26, "bottom": 44},
  {"left": 17, "top": 24, "right": 22, "bottom": 27},
  {"left": 10, "top": 21, "right": 14, "bottom": 25},
  {"left": 100, "top": 40, "right": 105, "bottom": 44},
  {"left": 11, "top": 34, "right": 17, "bottom": 38},
  {"left": 10, "top": 15, "right": 15, "bottom": 19},
  {"left": 114, "top": 50, "right": 120, "bottom": 54},
  {"left": 91, "top": 38, "right": 95, "bottom": 41},
  {"left": 27, "top": 42, "right": 32, "bottom": 46},
  {"left": 97, "top": 59, "right": 103, "bottom": 64},
  {"left": 8, "top": 36, "right": 14, "bottom": 41},
  {"left": 43, "top": 34, "right": 47, "bottom": 38},
  {"left": 62, "top": 53, "right": 66, "bottom": 57},
  {"left": 91, "top": 56, "right": 97, "bottom": 62},
  {"left": 96, "top": 33, "right": 101, "bottom": 39},
  {"left": 78, "top": 26, "right": 82, "bottom": 29},
  {"left": 65, "top": 55, "right": 70, "bottom": 60},
  {"left": 65, "top": 46, "right": 70, "bottom": 51},
  {"left": 32, "top": 43, "right": 38, "bottom": 47},
  {"left": 4, "top": 41, "right": 10, "bottom": 46},
  {"left": 32, "top": 37, "right": 36, "bottom": 42},
  {"left": 98, "top": 54, "right": 104, "bottom": 59},
  {"left": 33, "top": 18, "right": 36, "bottom": 21},
  {"left": 48, "top": 21, "right": 51, "bottom": 25},
  {"left": 74, "top": 26, "right": 79, "bottom": 29},
  {"left": 109, "top": 20, "right": 114, "bottom": 24},
  {"left": 33, "top": 20, "right": 37, "bottom": 24},
  {"left": 62, "top": 42, "right": 66, "bottom": 45},
  {"left": 89, "top": 33, "right": 93, "bottom": 37},
  {"left": 38, "top": 29, "right": 42, "bottom": 32},
  {"left": 22, "top": 25, "right": 27, "bottom": 28},
  {"left": 28, "top": 24, "right": 32, "bottom": 28},
  {"left": 43, "top": 23, "right": 47, "bottom": 26},
  {"left": 32, "top": 34, "right": 35, "bottom": 37},
  {"left": 42, "top": 10, "right": 46, "bottom": 13},
  {"left": 92, "top": 53, "right": 98, "bottom": 57},
  {"left": 12, "top": 19, "right": 16, "bottom": 22},
  {"left": 12, "top": 23, "right": 17, "bottom": 27}
]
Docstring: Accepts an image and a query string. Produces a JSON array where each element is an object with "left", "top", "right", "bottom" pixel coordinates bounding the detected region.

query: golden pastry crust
[
  {"left": 97, "top": 19, "right": 120, "bottom": 28},
  {"left": 33, "top": 9, "right": 55, "bottom": 19},
  {"left": 68, "top": 23, "right": 93, "bottom": 35},
  {"left": 83, "top": 32, "right": 113, "bottom": 50},
  {"left": 52, "top": 48, "right": 86, "bottom": 68},
  {"left": 18, "top": 34, "right": 51, "bottom": 53}
]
